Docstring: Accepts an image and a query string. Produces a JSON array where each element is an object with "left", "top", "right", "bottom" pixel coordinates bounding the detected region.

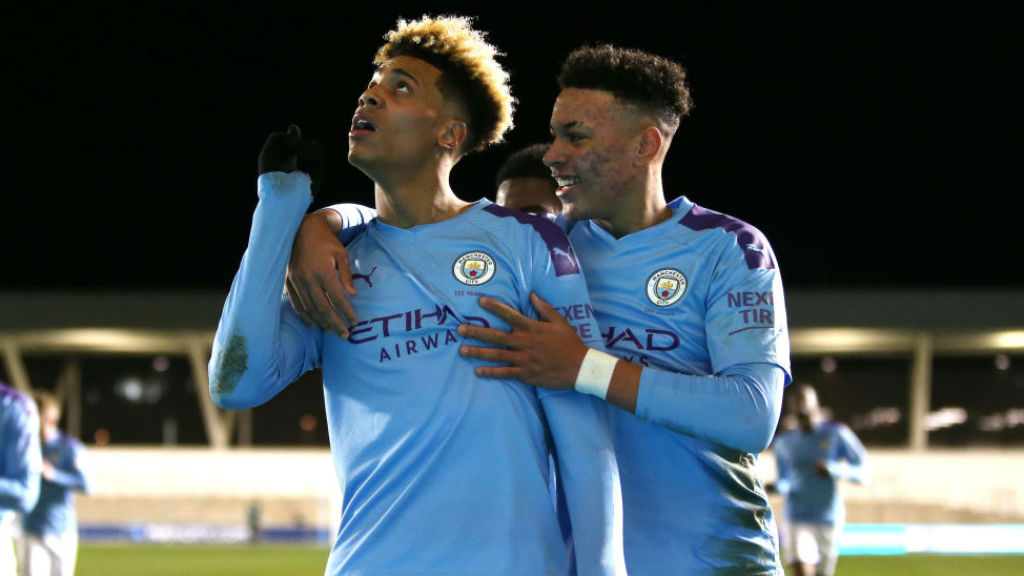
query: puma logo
[
  {"left": 353, "top": 266, "right": 379, "bottom": 287},
  {"left": 551, "top": 247, "right": 572, "bottom": 260}
]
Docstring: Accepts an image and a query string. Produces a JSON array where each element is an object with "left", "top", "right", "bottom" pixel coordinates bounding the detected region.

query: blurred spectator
[
  {"left": 18, "top": 390, "right": 89, "bottom": 576},
  {"left": 769, "top": 383, "right": 870, "bottom": 576}
]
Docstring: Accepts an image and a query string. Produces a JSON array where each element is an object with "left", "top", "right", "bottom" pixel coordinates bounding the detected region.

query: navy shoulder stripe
[
  {"left": 679, "top": 204, "right": 776, "bottom": 270},
  {"left": 483, "top": 204, "right": 580, "bottom": 276}
]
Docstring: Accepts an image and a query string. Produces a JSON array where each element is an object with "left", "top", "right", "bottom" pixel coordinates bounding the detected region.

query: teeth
[
  {"left": 355, "top": 119, "right": 372, "bottom": 129},
  {"left": 555, "top": 176, "right": 579, "bottom": 187}
]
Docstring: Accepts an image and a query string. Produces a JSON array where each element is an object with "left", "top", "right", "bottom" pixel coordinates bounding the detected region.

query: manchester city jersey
[
  {"left": 568, "top": 196, "right": 791, "bottom": 576},
  {"left": 0, "top": 383, "right": 41, "bottom": 523},
  {"left": 210, "top": 173, "right": 624, "bottom": 576},
  {"left": 772, "top": 422, "right": 869, "bottom": 525},
  {"left": 23, "top": 432, "right": 88, "bottom": 537}
]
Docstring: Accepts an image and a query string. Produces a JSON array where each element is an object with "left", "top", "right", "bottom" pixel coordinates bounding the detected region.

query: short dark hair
[
  {"left": 557, "top": 44, "right": 693, "bottom": 134},
  {"left": 494, "top": 143, "right": 552, "bottom": 188}
]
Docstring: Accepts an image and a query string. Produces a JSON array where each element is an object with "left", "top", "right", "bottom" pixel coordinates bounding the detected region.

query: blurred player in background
[
  {"left": 18, "top": 390, "right": 89, "bottom": 576},
  {"left": 494, "top": 143, "right": 562, "bottom": 217},
  {"left": 1, "top": 381, "right": 41, "bottom": 575},
  {"left": 209, "top": 14, "right": 624, "bottom": 575},
  {"left": 769, "top": 383, "right": 870, "bottom": 576}
]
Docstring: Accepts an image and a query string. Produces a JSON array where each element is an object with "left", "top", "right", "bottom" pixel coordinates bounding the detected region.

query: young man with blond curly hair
[{"left": 209, "top": 15, "right": 625, "bottom": 575}]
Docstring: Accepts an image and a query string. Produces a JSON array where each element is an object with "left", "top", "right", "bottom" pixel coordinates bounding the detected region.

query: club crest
[
  {"left": 453, "top": 251, "right": 496, "bottom": 285},
  {"left": 646, "top": 268, "right": 687, "bottom": 307}
]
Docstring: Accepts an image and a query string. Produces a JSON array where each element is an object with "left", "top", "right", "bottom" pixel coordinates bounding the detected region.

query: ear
[
  {"left": 438, "top": 120, "right": 468, "bottom": 152},
  {"left": 635, "top": 126, "right": 664, "bottom": 165}
]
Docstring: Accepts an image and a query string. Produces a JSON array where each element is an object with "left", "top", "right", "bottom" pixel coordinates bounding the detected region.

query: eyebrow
[
  {"left": 377, "top": 65, "right": 422, "bottom": 87},
  {"left": 550, "top": 120, "right": 584, "bottom": 134}
]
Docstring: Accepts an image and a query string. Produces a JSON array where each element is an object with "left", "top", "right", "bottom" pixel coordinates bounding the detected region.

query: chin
[{"left": 562, "top": 203, "right": 590, "bottom": 222}]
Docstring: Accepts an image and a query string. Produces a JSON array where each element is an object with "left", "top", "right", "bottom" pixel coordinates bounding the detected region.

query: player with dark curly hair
[{"left": 459, "top": 44, "right": 792, "bottom": 575}]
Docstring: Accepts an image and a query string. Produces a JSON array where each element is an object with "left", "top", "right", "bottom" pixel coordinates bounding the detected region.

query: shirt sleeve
[
  {"left": 323, "top": 203, "right": 378, "bottom": 244},
  {"left": 827, "top": 423, "right": 871, "bottom": 485},
  {"left": 48, "top": 440, "right": 90, "bottom": 493},
  {"left": 529, "top": 225, "right": 626, "bottom": 575},
  {"left": 208, "top": 172, "right": 323, "bottom": 410},
  {"left": 635, "top": 362, "right": 786, "bottom": 454},
  {"left": 0, "top": 400, "right": 42, "bottom": 514},
  {"left": 705, "top": 233, "right": 792, "bottom": 382}
]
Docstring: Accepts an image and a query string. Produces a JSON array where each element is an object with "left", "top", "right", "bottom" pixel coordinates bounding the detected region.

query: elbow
[
  {"left": 208, "top": 363, "right": 261, "bottom": 410},
  {"left": 209, "top": 383, "right": 262, "bottom": 410},
  {"left": 733, "top": 426, "right": 775, "bottom": 455},
  {"left": 727, "top": 408, "right": 778, "bottom": 454}
]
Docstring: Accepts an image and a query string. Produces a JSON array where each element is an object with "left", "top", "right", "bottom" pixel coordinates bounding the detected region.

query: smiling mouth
[{"left": 553, "top": 175, "right": 579, "bottom": 194}]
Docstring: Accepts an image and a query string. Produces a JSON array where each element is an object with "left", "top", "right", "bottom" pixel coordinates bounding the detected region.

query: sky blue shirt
[
  {"left": 0, "top": 383, "right": 41, "bottom": 523},
  {"left": 326, "top": 195, "right": 791, "bottom": 575},
  {"left": 772, "top": 422, "right": 870, "bottom": 525},
  {"left": 210, "top": 173, "right": 626, "bottom": 576},
  {"left": 22, "top": 431, "right": 89, "bottom": 537},
  {"left": 564, "top": 196, "right": 791, "bottom": 576}
]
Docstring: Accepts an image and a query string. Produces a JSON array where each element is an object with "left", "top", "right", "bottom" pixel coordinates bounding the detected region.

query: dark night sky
[{"left": 3, "top": 2, "right": 1020, "bottom": 291}]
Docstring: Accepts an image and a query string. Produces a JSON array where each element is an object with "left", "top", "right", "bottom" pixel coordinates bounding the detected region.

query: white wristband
[{"left": 574, "top": 348, "right": 618, "bottom": 400}]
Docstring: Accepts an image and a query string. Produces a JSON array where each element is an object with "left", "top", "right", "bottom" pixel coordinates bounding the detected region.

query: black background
[{"left": 5, "top": 2, "right": 1020, "bottom": 291}]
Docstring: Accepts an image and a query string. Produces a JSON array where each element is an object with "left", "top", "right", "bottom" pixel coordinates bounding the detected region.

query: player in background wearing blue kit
[
  {"left": 18, "top": 391, "right": 89, "bottom": 576},
  {"left": 285, "top": 44, "right": 791, "bottom": 575},
  {"left": 768, "top": 384, "right": 870, "bottom": 576},
  {"left": 209, "top": 15, "right": 625, "bottom": 576},
  {"left": 1, "top": 381, "right": 42, "bottom": 575},
  {"left": 494, "top": 143, "right": 562, "bottom": 217}
]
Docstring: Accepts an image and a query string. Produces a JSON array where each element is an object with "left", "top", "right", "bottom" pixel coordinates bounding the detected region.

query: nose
[
  {"left": 358, "top": 86, "right": 381, "bottom": 108},
  {"left": 542, "top": 142, "right": 563, "bottom": 170}
]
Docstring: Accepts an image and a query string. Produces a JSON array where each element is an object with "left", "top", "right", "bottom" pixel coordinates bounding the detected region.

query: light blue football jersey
[
  {"left": 210, "top": 173, "right": 625, "bottom": 576},
  {"left": 567, "top": 196, "right": 791, "bottom": 576},
  {"left": 0, "top": 383, "right": 41, "bottom": 523},
  {"left": 22, "top": 432, "right": 89, "bottom": 538},
  {"left": 772, "top": 422, "right": 870, "bottom": 525}
]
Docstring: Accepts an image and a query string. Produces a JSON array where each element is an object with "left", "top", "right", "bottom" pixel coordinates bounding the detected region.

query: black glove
[{"left": 258, "top": 124, "right": 325, "bottom": 196}]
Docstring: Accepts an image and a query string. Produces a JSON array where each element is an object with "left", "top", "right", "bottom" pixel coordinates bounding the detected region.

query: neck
[
  {"left": 373, "top": 167, "right": 470, "bottom": 229},
  {"left": 366, "top": 153, "right": 468, "bottom": 227},
  {"left": 598, "top": 168, "right": 672, "bottom": 238}
]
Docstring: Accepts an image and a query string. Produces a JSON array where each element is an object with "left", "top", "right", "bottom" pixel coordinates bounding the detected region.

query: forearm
[
  {"left": 626, "top": 362, "right": 785, "bottom": 454},
  {"left": 209, "top": 172, "right": 318, "bottom": 409},
  {"left": 827, "top": 461, "right": 871, "bottom": 485},
  {"left": 0, "top": 476, "right": 40, "bottom": 513},
  {"left": 50, "top": 466, "right": 89, "bottom": 492},
  {"left": 543, "top": 392, "right": 627, "bottom": 575}
]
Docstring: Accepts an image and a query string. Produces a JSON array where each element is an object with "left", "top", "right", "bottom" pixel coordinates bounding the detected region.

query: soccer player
[
  {"left": 1, "top": 381, "right": 42, "bottom": 575},
  {"left": 494, "top": 143, "right": 563, "bottom": 217},
  {"left": 286, "top": 44, "right": 792, "bottom": 574},
  {"left": 18, "top": 391, "right": 90, "bottom": 576},
  {"left": 768, "top": 384, "right": 870, "bottom": 576},
  {"left": 209, "top": 15, "right": 625, "bottom": 576}
]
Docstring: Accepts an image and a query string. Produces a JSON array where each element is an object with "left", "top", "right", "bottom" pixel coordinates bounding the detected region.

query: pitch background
[{"left": 75, "top": 546, "right": 1024, "bottom": 576}]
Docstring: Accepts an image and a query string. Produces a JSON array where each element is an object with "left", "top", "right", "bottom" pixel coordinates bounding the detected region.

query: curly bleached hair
[
  {"left": 558, "top": 44, "right": 693, "bottom": 136},
  {"left": 375, "top": 15, "right": 515, "bottom": 154}
]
